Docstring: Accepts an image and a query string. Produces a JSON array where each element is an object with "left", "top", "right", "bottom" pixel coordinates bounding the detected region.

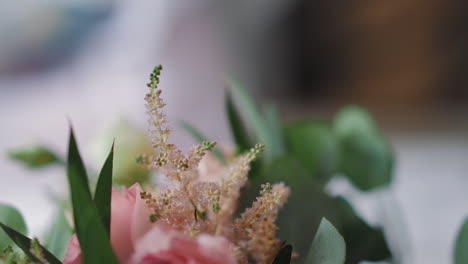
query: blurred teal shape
[
  {"left": 0, "top": 1, "right": 113, "bottom": 75},
  {"left": 42, "top": 206, "right": 73, "bottom": 259}
]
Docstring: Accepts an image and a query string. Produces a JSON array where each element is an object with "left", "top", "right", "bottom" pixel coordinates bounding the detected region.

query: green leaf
[
  {"left": 305, "top": 218, "right": 346, "bottom": 264},
  {"left": 94, "top": 142, "right": 114, "bottom": 236},
  {"left": 226, "top": 93, "right": 252, "bottom": 153},
  {"left": 455, "top": 217, "right": 468, "bottom": 264},
  {"left": 226, "top": 94, "right": 262, "bottom": 178},
  {"left": 42, "top": 207, "right": 73, "bottom": 260},
  {"left": 67, "top": 128, "right": 118, "bottom": 264},
  {"left": 333, "top": 105, "right": 393, "bottom": 190},
  {"left": 285, "top": 121, "right": 339, "bottom": 183},
  {"left": 0, "top": 204, "right": 28, "bottom": 250},
  {"left": 333, "top": 106, "right": 377, "bottom": 138},
  {"left": 179, "top": 121, "right": 226, "bottom": 164},
  {"left": 0, "top": 222, "right": 62, "bottom": 264},
  {"left": 227, "top": 78, "right": 284, "bottom": 162},
  {"left": 272, "top": 244, "right": 292, "bottom": 264},
  {"left": 8, "top": 146, "right": 63, "bottom": 169},
  {"left": 240, "top": 156, "right": 391, "bottom": 264}
]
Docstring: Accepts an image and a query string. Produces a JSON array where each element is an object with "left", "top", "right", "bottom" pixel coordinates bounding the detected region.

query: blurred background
[{"left": 1, "top": 1, "right": 468, "bottom": 263}]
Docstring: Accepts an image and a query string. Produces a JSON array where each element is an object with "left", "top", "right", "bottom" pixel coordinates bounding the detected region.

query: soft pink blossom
[
  {"left": 63, "top": 183, "right": 153, "bottom": 264},
  {"left": 130, "top": 224, "right": 236, "bottom": 264},
  {"left": 63, "top": 234, "right": 81, "bottom": 264},
  {"left": 63, "top": 183, "right": 236, "bottom": 264}
]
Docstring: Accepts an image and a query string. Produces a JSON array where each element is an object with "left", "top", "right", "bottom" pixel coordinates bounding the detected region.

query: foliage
[
  {"left": 8, "top": 146, "right": 63, "bottom": 168},
  {"left": 227, "top": 80, "right": 393, "bottom": 264},
  {"left": 0, "top": 128, "right": 118, "bottom": 264}
]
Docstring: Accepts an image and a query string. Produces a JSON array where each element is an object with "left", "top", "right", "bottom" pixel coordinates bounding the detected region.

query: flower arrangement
[{"left": 0, "top": 66, "right": 352, "bottom": 264}]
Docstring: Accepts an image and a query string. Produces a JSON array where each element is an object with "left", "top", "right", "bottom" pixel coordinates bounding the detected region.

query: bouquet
[{"left": 1, "top": 65, "right": 397, "bottom": 264}]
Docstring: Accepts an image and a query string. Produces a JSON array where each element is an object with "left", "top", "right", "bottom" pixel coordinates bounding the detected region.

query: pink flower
[
  {"left": 130, "top": 224, "right": 236, "bottom": 264},
  {"left": 63, "top": 184, "right": 236, "bottom": 264},
  {"left": 63, "top": 234, "right": 81, "bottom": 264},
  {"left": 63, "top": 183, "right": 153, "bottom": 264}
]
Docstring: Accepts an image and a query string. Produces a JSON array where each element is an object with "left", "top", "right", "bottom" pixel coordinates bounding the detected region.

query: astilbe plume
[{"left": 139, "top": 65, "right": 290, "bottom": 263}]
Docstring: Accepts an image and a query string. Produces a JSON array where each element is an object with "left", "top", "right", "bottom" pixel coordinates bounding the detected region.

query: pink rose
[
  {"left": 63, "top": 183, "right": 153, "bottom": 264},
  {"left": 130, "top": 224, "right": 236, "bottom": 264},
  {"left": 63, "top": 184, "right": 236, "bottom": 264}
]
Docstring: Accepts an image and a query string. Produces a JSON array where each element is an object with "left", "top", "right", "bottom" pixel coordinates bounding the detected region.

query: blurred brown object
[
  {"left": 278, "top": 0, "right": 468, "bottom": 128},
  {"left": 334, "top": 1, "right": 456, "bottom": 110},
  {"left": 242, "top": 0, "right": 468, "bottom": 131}
]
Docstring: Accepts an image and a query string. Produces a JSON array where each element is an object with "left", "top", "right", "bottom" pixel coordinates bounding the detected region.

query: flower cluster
[{"left": 63, "top": 66, "right": 290, "bottom": 264}]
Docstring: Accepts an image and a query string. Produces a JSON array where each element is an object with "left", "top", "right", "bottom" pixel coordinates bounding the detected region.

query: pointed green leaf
[
  {"left": 226, "top": 93, "right": 252, "bottom": 153},
  {"left": 0, "top": 222, "right": 62, "bottom": 264},
  {"left": 94, "top": 142, "right": 114, "bottom": 236},
  {"left": 179, "top": 121, "right": 225, "bottom": 163},
  {"left": 67, "top": 128, "right": 118, "bottom": 264},
  {"left": 272, "top": 244, "right": 292, "bottom": 264},
  {"left": 305, "top": 218, "right": 346, "bottom": 264},
  {"left": 455, "top": 217, "right": 468, "bottom": 264},
  {"left": 227, "top": 78, "right": 283, "bottom": 161},
  {"left": 8, "top": 146, "right": 63, "bottom": 169},
  {"left": 0, "top": 204, "right": 28, "bottom": 250}
]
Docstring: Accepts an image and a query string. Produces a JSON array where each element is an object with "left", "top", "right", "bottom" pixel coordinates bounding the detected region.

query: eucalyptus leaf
[
  {"left": 0, "top": 222, "right": 62, "bottom": 264},
  {"left": 272, "top": 244, "right": 292, "bottom": 264},
  {"left": 333, "top": 106, "right": 393, "bottom": 190},
  {"left": 94, "top": 142, "right": 114, "bottom": 236},
  {"left": 0, "top": 204, "right": 28, "bottom": 250},
  {"left": 67, "top": 128, "right": 118, "bottom": 264},
  {"left": 455, "top": 217, "right": 468, "bottom": 264},
  {"left": 305, "top": 218, "right": 345, "bottom": 264},
  {"left": 285, "top": 121, "right": 339, "bottom": 183},
  {"left": 8, "top": 146, "right": 63, "bottom": 169},
  {"left": 179, "top": 121, "right": 226, "bottom": 163}
]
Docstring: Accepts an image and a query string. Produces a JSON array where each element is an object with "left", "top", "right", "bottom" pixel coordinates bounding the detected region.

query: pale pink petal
[
  {"left": 131, "top": 224, "right": 236, "bottom": 264},
  {"left": 130, "top": 184, "right": 154, "bottom": 245},
  {"left": 196, "top": 234, "right": 236, "bottom": 264},
  {"left": 63, "top": 234, "right": 81, "bottom": 264},
  {"left": 110, "top": 186, "right": 136, "bottom": 262}
]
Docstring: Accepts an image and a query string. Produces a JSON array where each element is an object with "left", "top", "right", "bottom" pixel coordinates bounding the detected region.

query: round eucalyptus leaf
[
  {"left": 333, "top": 106, "right": 393, "bottom": 190},
  {"left": 286, "top": 121, "right": 339, "bottom": 183}
]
